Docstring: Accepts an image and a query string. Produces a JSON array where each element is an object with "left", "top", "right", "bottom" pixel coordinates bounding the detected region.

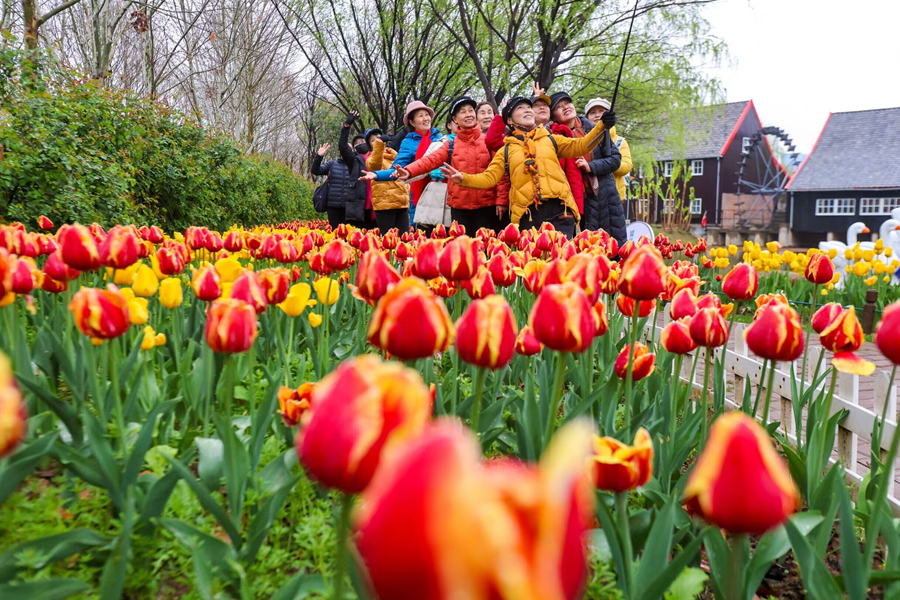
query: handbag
[
  {"left": 313, "top": 181, "right": 329, "bottom": 213},
  {"left": 410, "top": 137, "right": 454, "bottom": 227}
]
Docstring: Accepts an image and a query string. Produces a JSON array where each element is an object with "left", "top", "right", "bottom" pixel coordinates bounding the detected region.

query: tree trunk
[{"left": 22, "top": 0, "right": 38, "bottom": 50}]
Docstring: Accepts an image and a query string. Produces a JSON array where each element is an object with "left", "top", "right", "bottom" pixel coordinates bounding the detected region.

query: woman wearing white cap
[{"left": 586, "top": 98, "right": 633, "bottom": 205}]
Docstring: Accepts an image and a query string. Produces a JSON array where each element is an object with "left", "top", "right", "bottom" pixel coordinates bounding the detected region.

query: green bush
[{"left": 0, "top": 49, "right": 315, "bottom": 231}]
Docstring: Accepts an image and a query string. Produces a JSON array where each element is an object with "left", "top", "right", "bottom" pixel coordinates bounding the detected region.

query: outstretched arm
[
  {"left": 555, "top": 111, "right": 617, "bottom": 159},
  {"left": 452, "top": 150, "right": 506, "bottom": 189},
  {"left": 485, "top": 114, "right": 507, "bottom": 153},
  {"left": 404, "top": 142, "right": 450, "bottom": 179}
]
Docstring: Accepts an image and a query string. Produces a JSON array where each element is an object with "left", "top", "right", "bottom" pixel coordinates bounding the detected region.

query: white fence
[{"left": 644, "top": 314, "right": 900, "bottom": 512}]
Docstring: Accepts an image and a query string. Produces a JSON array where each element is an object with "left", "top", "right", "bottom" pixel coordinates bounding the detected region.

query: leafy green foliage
[{"left": 0, "top": 50, "right": 315, "bottom": 231}]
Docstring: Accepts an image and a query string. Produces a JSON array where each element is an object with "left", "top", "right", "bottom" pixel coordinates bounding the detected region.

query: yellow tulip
[
  {"left": 783, "top": 251, "right": 797, "bottom": 262},
  {"left": 308, "top": 312, "right": 323, "bottom": 328},
  {"left": 743, "top": 241, "right": 754, "bottom": 253},
  {"left": 845, "top": 265, "right": 852, "bottom": 274},
  {"left": 159, "top": 278, "right": 183, "bottom": 309},
  {"left": 114, "top": 263, "right": 141, "bottom": 286},
  {"left": 766, "top": 241, "right": 779, "bottom": 252},
  {"left": 215, "top": 257, "right": 243, "bottom": 283},
  {"left": 863, "top": 250, "right": 875, "bottom": 262},
  {"left": 853, "top": 248, "right": 864, "bottom": 262},
  {"left": 853, "top": 261, "right": 871, "bottom": 277},
  {"left": 714, "top": 257, "right": 730, "bottom": 269},
  {"left": 727, "top": 245, "right": 737, "bottom": 256},
  {"left": 821, "top": 289, "right": 829, "bottom": 296},
  {"left": 132, "top": 265, "right": 159, "bottom": 297},
  {"left": 150, "top": 254, "right": 167, "bottom": 280},
  {"left": 141, "top": 326, "right": 157, "bottom": 350},
  {"left": 865, "top": 275, "right": 878, "bottom": 286},
  {"left": 885, "top": 276, "right": 891, "bottom": 283},
  {"left": 154, "top": 332, "right": 167, "bottom": 346},
  {"left": 716, "top": 247, "right": 728, "bottom": 259},
  {"left": 875, "top": 261, "right": 886, "bottom": 275},
  {"left": 120, "top": 287, "right": 136, "bottom": 302},
  {"left": 221, "top": 281, "right": 233, "bottom": 299},
  {"left": 887, "top": 248, "right": 894, "bottom": 258},
  {"left": 831, "top": 273, "right": 840, "bottom": 284},
  {"left": 278, "top": 283, "right": 317, "bottom": 317},
  {"left": 128, "top": 298, "right": 150, "bottom": 325},
  {"left": 844, "top": 249, "right": 853, "bottom": 260},
  {"left": 827, "top": 248, "right": 838, "bottom": 259},
  {"left": 313, "top": 277, "right": 340, "bottom": 306},
  {"left": 173, "top": 232, "right": 185, "bottom": 243}
]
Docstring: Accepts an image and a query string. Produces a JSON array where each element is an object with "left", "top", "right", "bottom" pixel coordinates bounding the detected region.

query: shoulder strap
[
  {"left": 448, "top": 137, "right": 455, "bottom": 162},
  {"left": 549, "top": 134, "right": 559, "bottom": 156},
  {"left": 504, "top": 145, "right": 510, "bottom": 176}
]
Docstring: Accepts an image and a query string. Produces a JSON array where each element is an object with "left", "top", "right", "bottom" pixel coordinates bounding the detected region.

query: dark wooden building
[
  {"left": 787, "top": 107, "right": 900, "bottom": 246},
  {"left": 651, "top": 100, "right": 781, "bottom": 226}
]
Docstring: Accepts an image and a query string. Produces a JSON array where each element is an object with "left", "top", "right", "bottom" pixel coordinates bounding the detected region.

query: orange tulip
[
  {"left": 368, "top": 278, "right": 453, "bottom": 360},
  {"left": 805, "top": 252, "right": 835, "bottom": 285},
  {"left": 690, "top": 307, "right": 729, "bottom": 348},
  {"left": 683, "top": 412, "right": 799, "bottom": 534},
  {"left": 205, "top": 299, "right": 258, "bottom": 354},
  {"left": 721, "top": 263, "right": 758, "bottom": 301},
  {"left": 591, "top": 428, "right": 653, "bottom": 492},
  {"left": 297, "top": 355, "right": 431, "bottom": 493},
  {"left": 744, "top": 302, "right": 805, "bottom": 362},
  {"left": 278, "top": 382, "right": 314, "bottom": 427},
  {"left": 0, "top": 353, "right": 27, "bottom": 458},
  {"left": 661, "top": 317, "right": 697, "bottom": 354},
  {"left": 439, "top": 235, "right": 483, "bottom": 281},
  {"left": 69, "top": 285, "right": 130, "bottom": 339},
  {"left": 59, "top": 223, "right": 100, "bottom": 271},
  {"left": 455, "top": 296, "right": 517, "bottom": 370},
  {"left": 528, "top": 282, "right": 598, "bottom": 353},
  {"left": 355, "top": 419, "right": 595, "bottom": 600},
  {"left": 618, "top": 244, "right": 667, "bottom": 300},
  {"left": 614, "top": 343, "right": 655, "bottom": 380},
  {"left": 352, "top": 250, "right": 401, "bottom": 305}
]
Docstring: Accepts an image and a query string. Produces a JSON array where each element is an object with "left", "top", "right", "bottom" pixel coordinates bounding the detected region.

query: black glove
[
  {"left": 387, "top": 126, "right": 409, "bottom": 151},
  {"left": 601, "top": 110, "right": 617, "bottom": 128},
  {"left": 344, "top": 112, "right": 358, "bottom": 126}
]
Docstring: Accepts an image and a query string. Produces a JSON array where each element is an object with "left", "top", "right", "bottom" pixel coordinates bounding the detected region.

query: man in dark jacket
[
  {"left": 578, "top": 115, "right": 626, "bottom": 245},
  {"left": 338, "top": 112, "right": 371, "bottom": 227}
]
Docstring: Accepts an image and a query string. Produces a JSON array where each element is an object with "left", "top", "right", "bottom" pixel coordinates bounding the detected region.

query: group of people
[{"left": 311, "top": 85, "right": 632, "bottom": 243}]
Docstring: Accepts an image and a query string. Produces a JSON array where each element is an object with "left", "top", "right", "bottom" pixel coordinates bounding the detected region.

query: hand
[
  {"left": 531, "top": 81, "right": 546, "bottom": 97},
  {"left": 359, "top": 171, "right": 377, "bottom": 181},
  {"left": 439, "top": 163, "right": 464, "bottom": 185},
  {"left": 576, "top": 157, "right": 590, "bottom": 173},
  {"left": 316, "top": 143, "right": 330, "bottom": 157},
  {"left": 344, "top": 110, "right": 359, "bottom": 127},
  {"left": 393, "top": 164, "right": 411, "bottom": 181},
  {"left": 496, "top": 205, "right": 507, "bottom": 218},
  {"left": 601, "top": 110, "right": 616, "bottom": 128}
]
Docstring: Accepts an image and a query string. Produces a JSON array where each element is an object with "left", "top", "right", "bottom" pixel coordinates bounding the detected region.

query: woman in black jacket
[{"left": 310, "top": 113, "right": 370, "bottom": 229}]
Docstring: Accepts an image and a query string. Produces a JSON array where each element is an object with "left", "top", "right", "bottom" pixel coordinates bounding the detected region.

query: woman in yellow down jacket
[
  {"left": 364, "top": 129, "right": 410, "bottom": 232},
  {"left": 441, "top": 96, "right": 616, "bottom": 239}
]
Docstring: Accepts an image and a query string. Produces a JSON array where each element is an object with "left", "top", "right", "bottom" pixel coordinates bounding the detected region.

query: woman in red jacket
[{"left": 392, "top": 96, "right": 507, "bottom": 235}]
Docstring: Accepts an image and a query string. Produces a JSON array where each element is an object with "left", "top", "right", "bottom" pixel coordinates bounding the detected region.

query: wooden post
[{"left": 862, "top": 289, "right": 879, "bottom": 334}]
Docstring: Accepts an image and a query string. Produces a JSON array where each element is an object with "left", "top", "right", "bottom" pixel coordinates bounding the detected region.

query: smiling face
[
  {"left": 452, "top": 104, "right": 478, "bottom": 130},
  {"left": 533, "top": 100, "right": 551, "bottom": 125},
  {"left": 511, "top": 103, "right": 535, "bottom": 129},
  {"left": 552, "top": 99, "right": 578, "bottom": 127},
  {"left": 587, "top": 106, "right": 606, "bottom": 125},
  {"left": 477, "top": 104, "right": 495, "bottom": 131},
  {"left": 410, "top": 109, "right": 432, "bottom": 132}
]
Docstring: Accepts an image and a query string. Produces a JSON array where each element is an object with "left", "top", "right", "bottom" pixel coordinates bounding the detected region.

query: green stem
[
  {"left": 800, "top": 284, "right": 818, "bottom": 397},
  {"left": 670, "top": 353, "right": 685, "bottom": 444},
  {"left": 220, "top": 354, "right": 236, "bottom": 418},
  {"left": 321, "top": 279, "right": 333, "bottom": 374},
  {"left": 624, "top": 311, "right": 639, "bottom": 435},
  {"left": 727, "top": 533, "right": 747, "bottom": 600},
  {"left": 332, "top": 493, "right": 354, "bottom": 600},
  {"left": 470, "top": 367, "right": 488, "bottom": 434},
  {"left": 648, "top": 301, "right": 661, "bottom": 350},
  {"left": 451, "top": 296, "right": 463, "bottom": 416},
  {"left": 109, "top": 340, "right": 125, "bottom": 453},
  {"left": 864, "top": 365, "right": 899, "bottom": 565},
  {"left": 544, "top": 352, "right": 568, "bottom": 446},
  {"left": 616, "top": 491, "right": 633, "bottom": 597},
  {"left": 701, "top": 347, "right": 712, "bottom": 445},
  {"left": 752, "top": 359, "right": 770, "bottom": 417},
  {"left": 760, "top": 360, "right": 777, "bottom": 428}
]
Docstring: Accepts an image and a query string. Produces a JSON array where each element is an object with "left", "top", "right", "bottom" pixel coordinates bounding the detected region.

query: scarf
[
  {"left": 410, "top": 132, "right": 433, "bottom": 206},
  {"left": 513, "top": 128, "right": 543, "bottom": 206}
]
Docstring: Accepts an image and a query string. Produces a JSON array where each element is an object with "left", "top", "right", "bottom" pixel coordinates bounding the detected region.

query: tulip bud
[
  {"left": 192, "top": 266, "right": 222, "bottom": 302},
  {"left": 258, "top": 268, "right": 291, "bottom": 305},
  {"left": 616, "top": 294, "right": 656, "bottom": 318},
  {"left": 205, "top": 299, "right": 258, "bottom": 353},
  {"left": 753, "top": 293, "right": 789, "bottom": 320},
  {"left": 661, "top": 317, "right": 697, "bottom": 354},
  {"left": 230, "top": 271, "right": 268, "bottom": 314},
  {"left": 877, "top": 302, "right": 900, "bottom": 366},
  {"left": 69, "top": 286, "right": 131, "bottom": 339},
  {"left": 368, "top": 278, "right": 453, "bottom": 360},
  {"left": 744, "top": 303, "right": 805, "bottom": 362},
  {"left": 41, "top": 276, "right": 67, "bottom": 294},
  {"left": 669, "top": 288, "right": 698, "bottom": 321},
  {"left": 614, "top": 343, "right": 656, "bottom": 380},
  {"left": 487, "top": 253, "right": 516, "bottom": 287},
  {"left": 618, "top": 244, "right": 666, "bottom": 300},
  {"left": 591, "top": 428, "right": 653, "bottom": 492},
  {"left": 411, "top": 239, "right": 442, "bottom": 280},
  {"left": 439, "top": 235, "right": 483, "bottom": 281},
  {"left": 428, "top": 276, "right": 457, "bottom": 298},
  {"left": 529, "top": 282, "right": 598, "bottom": 353},
  {"left": 159, "top": 278, "right": 183, "bottom": 309},
  {"left": 278, "top": 382, "right": 313, "bottom": 427},
  {"left": 593, "top": 300, "right": 609, "bottom": 337},
  {"left": 499, "top": 222, "right": 520, "bottom": 245},
  {"left": 515, "top": 325, "right": 544, "bottom": 356},
  {"left": 60, "top": 224, "right": 101, "bottom": 271},
  {"left": 811, "top": 302, "right": 842, "bottom": 333},
  {"left": 100, "top": 226, "right": 140, "bottom": 270},
  {"left": 132, "top": 264, "right": 159, "bottom": 297},
  {"left": 690, "top": 307, "right": 729, "bottom": 348},
  {"left": 721, "top": 263, "right": 759, "bottom": 301},
  {"left": 352, "top": 251, "right": 401, "bottom": 306},
  {"left": 805, "top": 253, "right": 835, "bottom": 285},
  {"left": 37, "top": 215, "right": 54, "bottom": 231},
  {"left": 156, "top": 246, "right": 185, "bottom": 276},
  {"left": 10, "top": 257, "right": 39, "bottom": 295},
  {"left": 323, "top": 239, "right": 356, "bottom": 271},
  {"left": 455, "top": 296, "right": 516, "bottom": 370},
  {"left": 683, "top": 412, "right": 798, "bottom": 534},
  {"left": 297, "top": 355, "right": 431, "bottom": 493},
  {"left": 460, "top": 267, "right": 495, "bottom": 300},
  {"left": 0, "top": 353, "right": 27, "bottom": 458}
]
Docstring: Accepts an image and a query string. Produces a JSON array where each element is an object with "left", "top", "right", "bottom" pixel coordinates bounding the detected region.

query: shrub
[{"left": 0, "top": 49, "right": 314, "bottom": 231}]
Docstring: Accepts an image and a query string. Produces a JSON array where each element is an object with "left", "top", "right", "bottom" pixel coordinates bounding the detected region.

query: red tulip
[
  {"left": 616, "top": 294, "right": 656, "bottom": 318},
  {"left": 156, "top": 246, "right": 185, "bottom": 275},
  {"left": 59, "top": 224, "right": 100, "bottom": 271},
  {"left": 487, "top": 253, "right": 516, "bottom": 287},
  {"left": 528, "top": 282, "right": 598, "bottom": 353},
  {"left": 0, "top": 353, "right": 27, "bottom": 458},
  {"left": 805, "top": 253, "right": 835, "bottom": 285},
  {"left": 11, "top": 257, "right": 39, "bottom": 294},
  {"left": 721, "top": 263, "right": 758, "bottom": 301},
  {"left": 670, "top": 288, "right": 698, "bottom": 321},
  {"left": 205, "top": 299, "right": 258, "bottom": 353},
  {"left": 614, "top": 343, "right": 656, "bottom": 380},
  {"left": 258, "top": 268, "right": 291, "bottom": 305},
  {"left": 877, "top": 302, "right": 900, "bottom": 366},
  {"left": 439, "top": 235, "right": 483, "bottom": 281},
  {"left": 455, "top": 296, "right": 517, "bottom": 370},
  {"left": 591, "top": 428, "right": 653, "bottom": 492},
  {"left": 661, "top": 317, "right": 697, "bottom": 354},
  {"left": 744, "top": 302, "right": 805, "bottom": 362},
  {"left": 411, "top": 239, "right": 442, "bottom": 280},
  {"left": 224, "top": 231, "right": 244, "bottom": 252},
  {"left": 323, "top": 239, "right": 356, "bottom": 271},
  {"left": 191, "top": 266, "right": 222, "bottom": 301},
  {"left": 515, "top": 326, "right": 544, "bottom": 356},
  {"left": 352, "top": 250, "right": 401, "bottom": 306},
  {"left": 0, "top": 249, "right": 11, "bottom": 297},
  {"left": 811, "top": 302, "right": 842, "bottom": 334},
  {"left": 100, "top": 225, "right": 140, "bottom": 269},
  {"left": 460, "top": 267, "right": 495, "bottom": 300},
  {"left": 230, "top": 271, "right": 268, "bottom": 314},
  {"left": 37, "top": 215, "right": 54, "bottom": 231},
  {"left": 69, "top": 286, "right": 130, "bottom": 339},
  {"left": 593, "top": 300, "right": 609, "bottom": 337},
  {"left": 690, "top": 307, "right": 729, "bottom": 348},
  {"left": 368, "top": 278, "right": 453, "bottom": 360}
]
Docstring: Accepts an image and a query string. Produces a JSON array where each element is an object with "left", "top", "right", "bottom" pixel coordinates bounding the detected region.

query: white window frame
[
  {"left": 860, "top": 197, "right": 900, "bottom": 215},
  {"left": 691, "top": 198, "right": 703, "bottom": 215},
  {"left": 663, "top": 161, "right": 674, "bottom": 177},
  {"left": 742, "top": 137, "right": 752, "bottom": 154},
  {"left": 815, "top": 198, "right": 856, "bottom": 216},
  {"left": 691, "top": 160, "right": 703, "bottom": 176},
  {"left": 661, "top": 199, "right": 675, "bottom": 215},
  {"left": 635, "top": 198, "right": 649, "bottom": 215}
]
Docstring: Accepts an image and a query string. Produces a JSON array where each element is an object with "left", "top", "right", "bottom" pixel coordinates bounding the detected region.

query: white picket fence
[{"left": 643, "top": 313, "right": 900, "bottom": 513}]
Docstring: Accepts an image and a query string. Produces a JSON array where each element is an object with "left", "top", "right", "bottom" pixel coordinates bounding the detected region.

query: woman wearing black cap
[
  {"left": 391, "top": 96, "right": 506, "bottom": 235},
  {"left": 440, "top": 97, "right": 615, "bottom": 239}
]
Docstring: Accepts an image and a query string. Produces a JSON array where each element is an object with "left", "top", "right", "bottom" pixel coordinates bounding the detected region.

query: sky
[{"left": 701, "top": 0, "right": 900, "bottom": 154}]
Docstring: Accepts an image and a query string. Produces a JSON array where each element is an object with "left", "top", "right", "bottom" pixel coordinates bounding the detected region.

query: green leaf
[
  {"left": 0, "top": 432, "right": 58, "bottom": 505},
  {"left": 786, "top": 517, "right": 843, "bottom": 599},
  {"left": 83, "top": 409, "right": 125, "bottom": 511},
  {"left": 124, "top": 400, "right": 176, "bottom": 488},
  {"left": 0, "top": 578, "right": 91, "bottom": 600},
  {"left": 838, "top": 477, "right": 866, "bottom": 600},
  {"left": 664, "top": 567, "right": 708, "bottom": 600},
  {"left": 195, "top": 437, "right": 224, "bottom": 491},
  {"left": 640, "top": 529, "right": 709, "bottom": 600},
  {"left": 161, "top": 519, "right": 239, "bottom": 600},
  {"left": 213, "top": 414, "right": 250, "bottom": 523},
  {"left": 0, "top": 529, "right": 110, "bottom": 581},
  {"left": 241, "top": 475, "right": 300, "bottom": 564},
  {"left": 634, "top": 500, "right": 676, "bottom": 593},
  {"left": 270, "top": 572, "right": 326, "bottom": 600},
  {"left": 99, "top": 509, "right": 132, "bottom": 600}
]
